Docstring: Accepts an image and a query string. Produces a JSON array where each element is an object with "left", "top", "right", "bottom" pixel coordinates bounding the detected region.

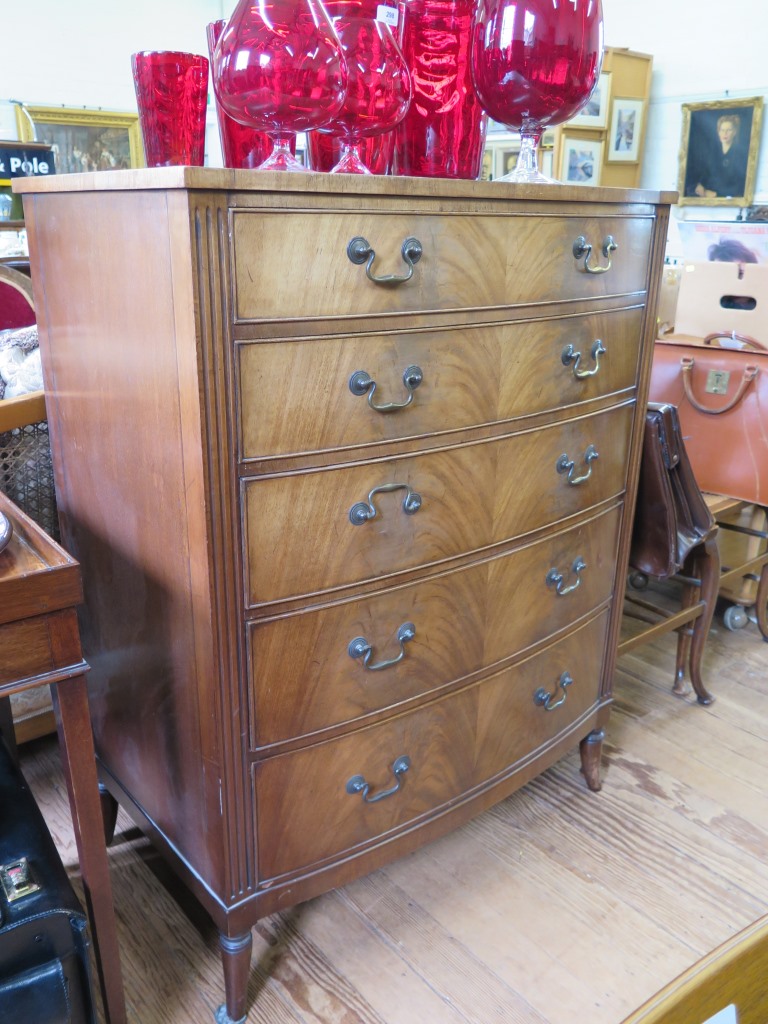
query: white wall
[
  {"left": 603, "top": 0, "right": 768, "bottom": 215},
  {"left": 1, "top": 0, "right": 767, "bottom": 211}
]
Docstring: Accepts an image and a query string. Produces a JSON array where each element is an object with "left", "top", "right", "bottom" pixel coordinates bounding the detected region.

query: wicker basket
[
  {"left": 0, "top": 389, "right": 59, "bottom": 542},
  {"left": 0, "top": 388, "right": 58, "bottom": 741}
]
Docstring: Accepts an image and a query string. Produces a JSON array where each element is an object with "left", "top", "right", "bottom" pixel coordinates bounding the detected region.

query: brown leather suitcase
[{"left": 649, "top": 332, "right": 768, "bottom": 505}]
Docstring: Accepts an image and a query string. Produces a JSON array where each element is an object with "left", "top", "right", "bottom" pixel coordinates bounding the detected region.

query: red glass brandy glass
[
  {"left": 321, "top": 16, "right": 412, "bottom": 174},
  {"left": 206, "top": 20, "right": 273, "bottom": 169},
  {"left": 394, "top": 0, "right": 488, "bottom": 180},
  {"left": 470, "top": 0, "right": 603, "bottom": 183},
  {"left": 306, "top": 130, "right": 395, "bottom": 174},
  {"left": 212, "top": 0, "right": 348, "bottom": 172}
]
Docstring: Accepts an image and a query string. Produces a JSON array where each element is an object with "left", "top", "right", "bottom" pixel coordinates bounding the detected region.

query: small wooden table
[{"left": 0, "top": 490, "right": 126, "bottom": 1024}]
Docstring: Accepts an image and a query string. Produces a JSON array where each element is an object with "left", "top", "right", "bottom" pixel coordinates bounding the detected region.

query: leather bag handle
[
  {"left": 703, "top": 331, "right": 768, "bottom": 352},
  {"left": 680, "top": 356, "right": 759, "bottom": 415}
]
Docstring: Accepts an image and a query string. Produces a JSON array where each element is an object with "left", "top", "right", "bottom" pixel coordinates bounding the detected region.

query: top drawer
[{"left": 231, "top": 210, "right": 654, "bottom": 323}]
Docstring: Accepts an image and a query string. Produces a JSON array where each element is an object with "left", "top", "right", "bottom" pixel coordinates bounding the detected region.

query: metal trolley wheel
[{"left": 723, "top": 603, "right": 750, "bottom": 631}]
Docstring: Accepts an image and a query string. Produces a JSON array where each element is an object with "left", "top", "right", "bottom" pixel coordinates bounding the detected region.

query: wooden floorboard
[{"left": 16, "top": 608, "right": 768, "bottom": 1024}]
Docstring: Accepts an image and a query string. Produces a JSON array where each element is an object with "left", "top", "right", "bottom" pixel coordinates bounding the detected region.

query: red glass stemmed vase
[
  {"left": 470, "top": 0, "right": 604, "bottom": 183},
  {"left": 212, "top": 0, "right": 348, "bottom": 172},
  {"left": 321, "top": 15, "right": 412, "bottom": 174}
]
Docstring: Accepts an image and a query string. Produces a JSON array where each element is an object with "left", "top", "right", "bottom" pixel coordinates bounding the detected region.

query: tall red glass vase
[{"left": 393, "top": 0, "right": 488, "bottom": 179}]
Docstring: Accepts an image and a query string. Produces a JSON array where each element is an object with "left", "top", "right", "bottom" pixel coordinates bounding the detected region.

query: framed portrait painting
[
  {"left": 568, "top": 72, "right": 611, "bottom": 128},
  {"left": 15, "top": 105, "right": 144, "bottom": 174},
  {"left": 678, "top": 97, "right": 763, "bottom": 207},
  {"left": 607, "top": 98, "right": 644, "bottom": 162},
  {"left": 560, "top": 137, "right": 603, "bottom": 186}
]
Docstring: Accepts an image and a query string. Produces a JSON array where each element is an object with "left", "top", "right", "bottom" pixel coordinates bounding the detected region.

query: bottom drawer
[{"left": 253, "top": 609, "right": 610, "bottom": 882}]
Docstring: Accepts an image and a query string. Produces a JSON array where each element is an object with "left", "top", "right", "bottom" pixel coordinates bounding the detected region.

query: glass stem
[
  {"left": 271, "top": 133, "right": 295, "bottom": 158},
  {"left": 515, "top": 125, "right": 542, "bottom": 177}
]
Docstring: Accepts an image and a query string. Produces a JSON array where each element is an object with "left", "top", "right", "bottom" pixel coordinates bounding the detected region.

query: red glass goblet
[
  {"left": 470, "top": 0, "right": 603, "bottom": 183},
  {"left": 206, "top": 20, "right": 273, "bottom": 169},
  {"left": 212, "top": 0, "right": 348, "bottom": 172},
  {"left": 306, "top": 130, "right": 395, "bottom": 174},
  {"left": 321, "top": 16, "right": 412, "bottom": 174}
]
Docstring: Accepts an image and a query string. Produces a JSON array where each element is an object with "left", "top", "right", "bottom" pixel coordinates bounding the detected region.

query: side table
[{"left": 0, "top": 490, "right": 126, "bottom": 1024}]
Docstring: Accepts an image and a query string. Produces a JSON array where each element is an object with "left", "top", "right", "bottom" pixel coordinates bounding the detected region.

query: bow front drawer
[
  {"left": 237, "top": 307, "right": 644, "bottom": 462},
  {"left": 252, "top": 608, "right": 609, "bottom": 883},
  {"left": 247, "top": 504, "right": 622, "bottom": 746},
  {"left": 232, "top": 210, "right": 654, "bottom": 323},
  {"left": 242, "top": 405, "right": 631, "bottom": 606}
]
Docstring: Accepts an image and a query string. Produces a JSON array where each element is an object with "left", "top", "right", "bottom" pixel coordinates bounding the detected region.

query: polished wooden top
[{"left": 11, "top": 165, "right": 679, "bottom": 206}]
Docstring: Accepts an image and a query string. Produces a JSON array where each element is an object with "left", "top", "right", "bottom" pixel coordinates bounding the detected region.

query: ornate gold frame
[
  {"left": 14, "top": 104, "right": 144, "bottom": 172},
  {"left": 678, "top": 97, "right": 763, "bottom": 207}
]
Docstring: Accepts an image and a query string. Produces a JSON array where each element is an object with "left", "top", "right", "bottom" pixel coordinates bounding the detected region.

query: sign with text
[{"left": 0, "top": 143, "right": 56, "bottom": 185}]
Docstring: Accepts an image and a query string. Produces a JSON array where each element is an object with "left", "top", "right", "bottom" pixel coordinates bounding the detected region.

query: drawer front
[
  {"left": 248, "top": 504, "right": 621, "bottom": 746},
  {"left": 238, "top": 307, "right": 644, "bottom": 461},
  {"left": 253, "top": 609, "right": 609, "bottom": 881},
  {"left": 243, "top": 405, "right": 632, "bottom": 606},
  {"left": 232, "top": 211, "right": 653, "bottom": 322}
]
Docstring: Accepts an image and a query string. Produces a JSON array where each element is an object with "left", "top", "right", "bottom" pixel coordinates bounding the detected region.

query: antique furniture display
[
  {"left": 16, "top": 168, "right": 673, "bottom": 1023},
  {"left": 0, "top": 490, "right": 125, "bottom": 1024}
]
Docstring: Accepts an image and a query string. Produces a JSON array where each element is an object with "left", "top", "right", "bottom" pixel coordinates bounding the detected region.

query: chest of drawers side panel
[
  {"left": 23, "top": 188, "right": 236, "bottom": 898},
  {"left": 595, "top": 202, "right": 673, "bottom": 705}
]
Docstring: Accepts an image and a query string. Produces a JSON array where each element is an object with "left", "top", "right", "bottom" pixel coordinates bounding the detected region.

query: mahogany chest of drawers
[{"left": 17, "top": 169, "right": 673, "bottom": 1024}]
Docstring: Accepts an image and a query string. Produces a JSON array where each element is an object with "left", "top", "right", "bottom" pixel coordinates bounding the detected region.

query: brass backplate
[{"left": 705, "top": 369, "right": 730, "bottom": 395}]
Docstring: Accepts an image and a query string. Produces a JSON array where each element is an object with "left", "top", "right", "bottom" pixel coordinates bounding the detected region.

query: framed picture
[
  {"left": 678, "top": 97, "right": 764, "bottom": 207},
  {"left": 560, "top": 136, "right": 603, "bottom": 186},
  {"left": 14, "top": 105, "right": 144, "bottom": 174},
  {"left": 607, "top": 98, "right": 644, "bottom": 162},
  {"left": 568, "top": 72, "right": 611, "bottom": 128}
]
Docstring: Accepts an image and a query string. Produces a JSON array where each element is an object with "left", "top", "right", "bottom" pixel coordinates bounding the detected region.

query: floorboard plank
[{"left": 15, "top": 611, "right": 768, "bottom": 1024}]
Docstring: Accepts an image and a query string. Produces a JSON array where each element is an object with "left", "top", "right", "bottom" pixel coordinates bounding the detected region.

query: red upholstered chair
[{"left": 0, "top": 264, "right": 35, "bottom": 330}]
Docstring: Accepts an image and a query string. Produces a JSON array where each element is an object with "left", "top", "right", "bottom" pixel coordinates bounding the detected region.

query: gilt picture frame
[
  {"left": 15, "top": 105, "right": 144, "bottom": 174},
  {"left": 678, "top": 97, "right": 763, "bottom": 208}
]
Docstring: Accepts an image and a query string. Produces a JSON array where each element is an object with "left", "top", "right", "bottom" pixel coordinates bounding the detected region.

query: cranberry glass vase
[
  {"left": 206, "top": 20, "right": 273, "bottom": 169},
  {"left": 131, "top": 51, "right": 209, "bottom": 166},
  {"left": 470, "top": 0, "right": 603, "bottom": 183},
  {"left": 393, "top": 0, "right": 488, "bottom": 180},
  {"left": 212, "top": 0, "right": 348, "bottom": 172},
  {"left": 321, "top": 16, "right": 411, "bottom": 174}
]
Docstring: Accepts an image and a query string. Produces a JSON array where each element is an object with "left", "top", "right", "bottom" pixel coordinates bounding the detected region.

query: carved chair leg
[
  {"left": 687, "top": 534, "right": 719, "bottom": 706},
  {"left": 579, "top": 728, "right": 605, "bottom": 792},
  {"left": 215, "top": 930, "right": 253, "bottom": 1024},
  {"left": 99, "top": 783, "right": 119, "bottom": 845},
  {"left": 755, "top": 556, "right": 768, "bottom": 642}
]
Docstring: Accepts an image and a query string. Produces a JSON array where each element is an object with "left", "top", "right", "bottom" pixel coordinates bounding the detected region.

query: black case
[{"left": 0, "top": 735, "right": 95, "bottom": 1024}]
